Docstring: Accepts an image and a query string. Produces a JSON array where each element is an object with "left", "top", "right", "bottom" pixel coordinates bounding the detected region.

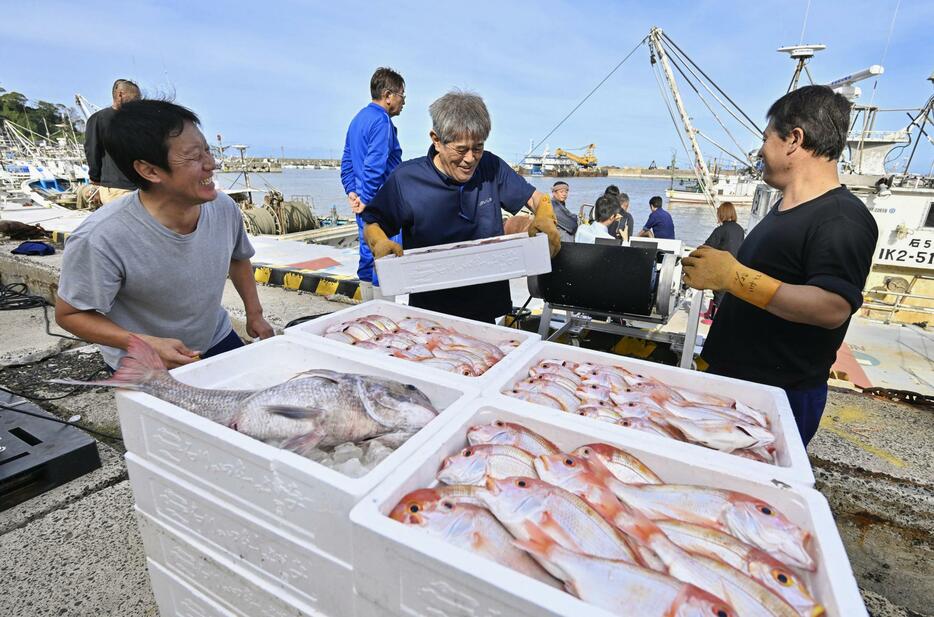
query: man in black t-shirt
[
  {"left": 84, "top": 79, "right": 141, "bottom": 204},
  {"left": 682, "top": 86, "right": 878, "bottom": 446}
]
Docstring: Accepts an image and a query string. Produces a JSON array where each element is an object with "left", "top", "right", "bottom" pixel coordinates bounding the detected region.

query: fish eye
[
  {"left": 494, "top": 420, "right": 504, "bottom": 426},
  {"left": 759, "top": 506, "right": 773, "bottom": 515},
  {"left": 409, "top": 504, "right": 420, "bottom": 513},
  {"left": 773, "top": 570, "right": 792, "bottom": 586},
  {"left": 516, "top": 479, "right": 527, "bottom": 487},
  {"left": 581, "top": 448, "right": 590, "bottom": 455},
  {"left": 463, "top": 449, "right": 472, "bottom": 457},
  {"left": 564, "top": 458, "right": 574, "bottom": 466},
  {"left": 405, "top": 384, "right": 417, "bottom": 390},
  {"left": 715, "top": 609, "right": 729, "bottom": 617},
  {"left": 622, "top": 420, "right": 631, "bottom": 426},
  {"left": 443, "top": 501, "right": 454, "bottom": 510}
]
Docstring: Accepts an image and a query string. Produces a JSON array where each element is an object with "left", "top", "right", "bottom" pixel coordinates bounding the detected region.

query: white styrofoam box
[
  {"left": 350, "top": 402, "right": 866, "bottom": 617},
  {"left": 284, "top": 299, "right": 542, "bottom": 388},
  {"left": 373, "top": 232, "right": 551, "bottom": 296},
  {"left": 137, "top": 509, "right": 320, "bottom": 617},
  {"left": 128, "top": 453, "right": 353, "bottom": 617},
  {"left": 147, "top": 558, "right": 237, "bottom": 617},
  {"left": 482, "top": 341, "right": 814, "bottom": 486},
  {"left": 116, "top": 335, "right": 476, "bottom": 570}
]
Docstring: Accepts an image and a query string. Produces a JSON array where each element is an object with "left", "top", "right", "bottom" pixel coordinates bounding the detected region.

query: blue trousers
[{"left": 783, "top": 383, "right": 828, "bottom": 446}]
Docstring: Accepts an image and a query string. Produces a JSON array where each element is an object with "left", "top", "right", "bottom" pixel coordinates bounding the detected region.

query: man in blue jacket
[{"left": 341, "top": 67, "right": 406, "bottom": 299}]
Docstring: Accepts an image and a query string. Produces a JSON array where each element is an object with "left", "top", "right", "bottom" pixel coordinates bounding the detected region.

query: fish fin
[
  {"left": 512, "top": 522, "right": 555, "bottom": 557},
  {"left": 287, "top": 369, "right": 343, "bottom": 383},
  {"left": 49, "top": 334, "right": 166, "bottom": 390},
  {"left": 361, "top": 431, "right": 414, "bottom": 450},
  {"left": 280, "top": 428, "right": 326, "bottom": 456},
  {"left": 264, "top": 405, "right": 327, "bottom": 419}
]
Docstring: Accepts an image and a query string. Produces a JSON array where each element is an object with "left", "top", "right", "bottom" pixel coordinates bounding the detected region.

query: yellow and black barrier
[{"left": 252, "top": 264, "right": 361, "bottom": 301}]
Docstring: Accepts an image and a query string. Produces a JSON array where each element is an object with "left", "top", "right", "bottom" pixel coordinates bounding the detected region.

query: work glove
[
  {"left": 681, "top": 245, "right": 781, "bottom": 309},
  {"left": 527, "top": 194, "right": 562, "bottom": 257},
  {"left": 363, "top": 223, "right": 403, "bottom": 258}
]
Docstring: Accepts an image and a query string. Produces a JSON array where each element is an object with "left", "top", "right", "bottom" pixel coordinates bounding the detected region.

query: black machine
[{"left": 527, "top": 240, "right": 704, "bottom": 368}]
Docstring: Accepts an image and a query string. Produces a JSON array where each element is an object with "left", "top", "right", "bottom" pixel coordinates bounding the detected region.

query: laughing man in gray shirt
[{"left": 56, "top": 100, "right": 274, "bottom": 369}]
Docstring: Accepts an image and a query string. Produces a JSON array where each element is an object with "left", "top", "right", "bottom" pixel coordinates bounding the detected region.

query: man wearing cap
[
  {"left": 360, "top": 90, "right": 561, "bottom": 324},
  {"left": 551, "top": 181, "right": 577, "bottom": 242}
]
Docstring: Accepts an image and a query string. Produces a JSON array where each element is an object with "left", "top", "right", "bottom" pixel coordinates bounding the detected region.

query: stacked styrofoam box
[
  {"left": 146, "top": 558, "right": 237, "bottom": 617},
  {"left": 482, "top": 341, "right": 814, "bottom": 486},
  {"left": 117, "top": 335, "right": 477, "bottom": 617},
  {"left": 285, "top": 299, "right": 541, "bottom": 389},
  {"left": 373, "top": 232, "right": 551, "bottom": 296},
  {"left": 350, "top": 401, "right": 867, "bottom": 617}
]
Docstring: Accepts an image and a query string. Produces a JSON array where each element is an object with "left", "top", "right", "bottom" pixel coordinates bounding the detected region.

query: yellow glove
[
  {"left": 363, "top": 223, "right": 403, "bottom": 258},
  {"left": 527, "top": 194, "right": 562, "bottom": 257},
  {"left": 681, "top": 245, "right": 781, "bottom": 309}
]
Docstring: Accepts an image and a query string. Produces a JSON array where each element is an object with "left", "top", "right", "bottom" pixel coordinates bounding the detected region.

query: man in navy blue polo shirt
[
  {"left": 360, "top": 90, "right": 561, "bottom": 323},
  {"left": 639, "top": 195, "right": 676, "bottom": 239}
]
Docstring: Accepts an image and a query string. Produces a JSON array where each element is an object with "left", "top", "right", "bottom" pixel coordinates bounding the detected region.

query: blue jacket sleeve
[
  {"left": 361, "top": 172, "right": 403, "bottom": 237},
  {"left": 358, "top": 115, "right": 392, "bottom": 204},
  {"left": 340, "top": 130, "right": 354, "bottom": 195}
]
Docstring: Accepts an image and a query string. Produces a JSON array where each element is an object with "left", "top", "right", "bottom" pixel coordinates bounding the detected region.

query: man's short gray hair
[{"left": 429, "top": 90, "right": 491, "bottom": 144}]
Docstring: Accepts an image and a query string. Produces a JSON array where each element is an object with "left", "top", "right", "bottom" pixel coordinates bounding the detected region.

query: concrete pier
[{"left": 0, "top": 242, "right": 930, "bottom": 616}]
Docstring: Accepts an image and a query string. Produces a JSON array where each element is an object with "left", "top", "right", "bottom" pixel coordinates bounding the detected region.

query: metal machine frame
[{"left": 536, "top": 288, "right": 705, "bottom": 369}]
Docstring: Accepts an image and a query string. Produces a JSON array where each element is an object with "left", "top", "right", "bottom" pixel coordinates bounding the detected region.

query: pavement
[{"left": 1, "top": 245, "right": 932, "bottom": 616}]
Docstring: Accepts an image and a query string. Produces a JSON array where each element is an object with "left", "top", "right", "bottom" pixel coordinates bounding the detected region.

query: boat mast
[{"left": 649, "top": 27, "right": 717, "bottom": 208}]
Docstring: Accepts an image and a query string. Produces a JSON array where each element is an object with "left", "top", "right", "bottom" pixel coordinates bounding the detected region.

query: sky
[{"left": 2, "top": 0, "right": 932, "bottom": 172}]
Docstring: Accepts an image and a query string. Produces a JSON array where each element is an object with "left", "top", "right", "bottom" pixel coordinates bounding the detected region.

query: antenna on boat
[{"left": 777, "top": 44, "right": 826, "bottom": 92}]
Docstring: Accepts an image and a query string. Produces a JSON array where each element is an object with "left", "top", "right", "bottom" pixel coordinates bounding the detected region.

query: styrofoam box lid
[
  {"left": 116, "top": 336, "right": 477, "bottom": 566},
  {"left": 480, "top": 341, "right": 814, "bottom": 486},
  {"left": 147, "top": 558, "right": 238, "bottom": 617},
  {"left": 137, "top": 508, "right": 319, "bottom": 617},
  {"left": 350, "top": 401, "right": 865, "bottom": 617},
  {"left": 373, "top": 232, "right": 552, "bottom": 296},
  {"left": 283, "top": 299, "right": 542, "bottom": 388}
]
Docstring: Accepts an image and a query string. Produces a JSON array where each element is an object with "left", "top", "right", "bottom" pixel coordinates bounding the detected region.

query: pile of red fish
[
  {"left": 323, "top": 314, "right": 522, "bottom": 377},
  {"left": 391, "top": 421, "right": 823, "bottom": 616},
  {"left": 504, "top": 359, "right": 778, "bottom": 462}
]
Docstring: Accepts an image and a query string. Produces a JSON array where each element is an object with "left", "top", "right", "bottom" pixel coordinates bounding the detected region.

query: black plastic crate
[{"left": 1, "top": 391, "right": 102, "bottom": 511}]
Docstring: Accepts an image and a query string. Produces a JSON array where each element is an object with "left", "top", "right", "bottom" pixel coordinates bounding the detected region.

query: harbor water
[{"left": 218, "top": 169, "right": 750, "bottom": 248}]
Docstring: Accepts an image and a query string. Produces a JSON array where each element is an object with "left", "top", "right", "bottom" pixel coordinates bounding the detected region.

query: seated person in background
[
  {"left": 574, "top": 194, "right": 621, "bottom": 243},
  {"left": 617, "top": 192, "right": 634, "bottom": 241},
  {"left": 639, "top": 195, "right": 675, "bottom": 239}
]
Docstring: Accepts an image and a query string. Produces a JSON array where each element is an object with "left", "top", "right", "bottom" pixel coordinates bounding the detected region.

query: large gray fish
[{"left": 54, "top": 335, "right": 438, "bottom": 455}]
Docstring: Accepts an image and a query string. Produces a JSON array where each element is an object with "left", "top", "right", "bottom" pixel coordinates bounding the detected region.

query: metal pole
[
  {"left": 680, "top": 289, "right": 704, "bottom": 369},
  {"left": 650, "top": 28, "right": 718, "bottom": 209}
]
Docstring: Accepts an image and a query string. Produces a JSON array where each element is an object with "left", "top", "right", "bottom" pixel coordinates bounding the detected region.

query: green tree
[{"left": 0, "top": 87, "right": 83, "bottom": 140}]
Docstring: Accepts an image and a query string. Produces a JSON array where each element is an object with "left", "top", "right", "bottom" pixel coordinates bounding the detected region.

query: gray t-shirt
[{"left": 58, "top": 190, "right": 254, "bottom": 367}]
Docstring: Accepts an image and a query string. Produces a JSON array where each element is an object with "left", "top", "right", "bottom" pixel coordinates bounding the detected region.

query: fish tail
[{"left": 49, "top": 334, "right": 167, "bottom": 390}]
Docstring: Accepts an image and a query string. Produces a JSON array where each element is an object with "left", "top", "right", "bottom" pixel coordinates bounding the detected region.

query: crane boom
[
  {"left": 555, "top": 143, "right": 598, "bottom": 167},
  {"left": 648, "top": 27, "right": 718, "bottom": 209}
]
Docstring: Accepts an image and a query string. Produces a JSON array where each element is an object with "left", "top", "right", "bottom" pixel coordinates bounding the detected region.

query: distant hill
[{"left": 0, "top": 87, "right": 84, "bottom": 141}]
